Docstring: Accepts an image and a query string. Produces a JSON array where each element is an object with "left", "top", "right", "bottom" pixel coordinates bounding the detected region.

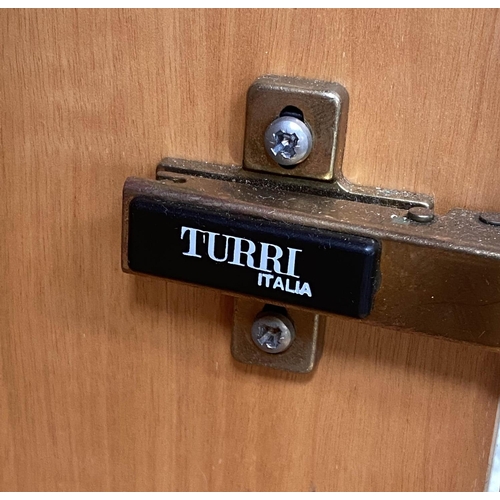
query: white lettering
[
  {"left": 180, "top": 226, "right": 310, "bottom": 298},
  {"left": 258, "top": 243, "right": 283, "bottom": 273},
  {"left": 181, "top": 226, "right": 204, "bottom": 258},
  {"left": 272, "top": 276, "right": 284, "bottom": 291},
  {"left": 228, "top": 236, "right": 257, "bottom": 268},
  {"left": 286, "top": 248, "right": 302, "bottom": 278},
  {"left": 299, "top": 282, "right": 312, "bottom": 297},
  {"left": 285, "top": 278, "right": 296, "bottom": 294},
  {"left": 261, "top": 273, "right": 273, "bottom": 287},
  {"left": 206, "top": 231, "right": 229, "bottom": 262}
]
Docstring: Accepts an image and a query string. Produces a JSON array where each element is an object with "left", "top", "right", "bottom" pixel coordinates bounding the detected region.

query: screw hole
[
  {"left": 261, "top": 304, "right": 289, "bottom": 316},
  {"left": 161, "top": 176, "right": 187, "bottom": 183},
  {"left": 279, "top": 105, "right": 304, "bottom": 122}
]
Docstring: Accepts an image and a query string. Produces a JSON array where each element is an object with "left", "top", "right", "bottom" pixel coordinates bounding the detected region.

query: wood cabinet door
[{"left": 2, "top": 9, "right": 500, "bottom": 491}]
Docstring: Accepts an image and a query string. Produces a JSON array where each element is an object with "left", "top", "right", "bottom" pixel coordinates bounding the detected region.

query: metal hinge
[{"left": 122, "top": 75, "right": 500, "bottom": 373}]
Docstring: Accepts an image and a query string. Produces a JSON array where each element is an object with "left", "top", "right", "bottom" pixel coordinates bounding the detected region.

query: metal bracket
[
  {"left": 158, "top": 75, "right": 433, "bottom": 211},
  {"left": 240, "top": 75, "right": 433, "bottom": 210},
  {"left": 231, "top": 299, "right": 325, "bottom": 374},
  {"left": 122, "top": 75, "right": 500, "bottom": 374},
  {"left": 153, "top": 158, "right": 500, "bottom": 352}
]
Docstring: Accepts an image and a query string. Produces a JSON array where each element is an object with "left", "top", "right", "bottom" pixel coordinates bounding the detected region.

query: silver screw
[
  {"left": 251, "top": 311, "right": 295, "bottom": 354},
  {"left": 264, "top": 116, "right": 313, "bottom": 167},
  {"left": 407, "top": 206, "right": 435, "bottom": 223}
]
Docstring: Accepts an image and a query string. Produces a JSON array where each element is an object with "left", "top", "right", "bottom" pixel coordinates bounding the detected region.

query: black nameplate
[{"left": 126, "top": 196, "right": 380, "bottom": 318}]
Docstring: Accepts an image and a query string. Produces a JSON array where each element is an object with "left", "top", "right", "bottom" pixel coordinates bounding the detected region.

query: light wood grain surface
[{"left": 2, "top": 9, "right": 500, "bottom": 491}]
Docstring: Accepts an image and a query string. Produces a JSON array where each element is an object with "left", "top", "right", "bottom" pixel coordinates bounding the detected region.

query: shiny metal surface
[
  {"left": 244, "top": 75, "right": 348, "bottom": 181},
  {"left": 251, "top": 310, "right": 296, "bottom": 353},
  {"left": 407, "top": 206, "right": 435, "bottom": 223},
  {"left": 264, "top": 116, "right": 313, "bottom": 167}
]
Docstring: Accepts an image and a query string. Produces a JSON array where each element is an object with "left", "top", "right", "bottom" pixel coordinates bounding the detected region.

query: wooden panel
[{"left": 2, "top": 9, "right": 500, "bottom": 491}]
